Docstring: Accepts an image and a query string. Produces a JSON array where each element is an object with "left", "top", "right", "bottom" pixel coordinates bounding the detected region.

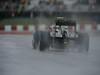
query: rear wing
[
  {"left": 55, "top": 20, "right": 76, "bottom": 26},
  {"left": 66, "top": 20, "right": 76, "bottom": 26}
]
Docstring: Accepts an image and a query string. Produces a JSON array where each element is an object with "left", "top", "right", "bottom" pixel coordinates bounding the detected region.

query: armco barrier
[
  {"left": 77, "top": 23, "right": 98, "bottom": 32},
  {"left": 0, "top": 26, "right": 5, "bottom": 31},
  {"left": 0, "top": 25, "right": 35, "bottom": 34},
  {"left": 0, "top": 24, "right": 100, "bottom": 34},
  {"left": 23, "top": 25, "right": 29, "bottom": 31},
  {"left": 12, "top": 26, "right": 17, "bottom": 31}
]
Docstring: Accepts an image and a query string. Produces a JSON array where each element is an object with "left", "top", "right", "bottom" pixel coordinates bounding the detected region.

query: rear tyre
[
  {"left": 39, "top": 31, "right": 49, "bottom": 51},
  {"left": 75, "top": 33, "right": 89, "bottom": 52},
  {"left": 32, "top": 31, "right": 40, "bottom": 49}
]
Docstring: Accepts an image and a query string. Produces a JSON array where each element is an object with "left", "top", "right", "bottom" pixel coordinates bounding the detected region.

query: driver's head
[{"left": 55, "top": 17, "right": 65, "bottom": 26}]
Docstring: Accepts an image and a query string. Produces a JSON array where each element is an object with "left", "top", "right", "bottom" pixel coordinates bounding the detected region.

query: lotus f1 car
[{"left": 32, "top": 17, "right": 89, "bottom": 52}]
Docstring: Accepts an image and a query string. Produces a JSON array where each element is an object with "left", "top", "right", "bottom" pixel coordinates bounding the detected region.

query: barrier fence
[{"left": 0, "top": 24, "right": 100, "bottom": 34}]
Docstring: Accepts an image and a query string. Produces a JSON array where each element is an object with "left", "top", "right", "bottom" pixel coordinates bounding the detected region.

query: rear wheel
[
  {"left": 32, "top": 31, "right": 40, "bottom": 49},
  {"left": 32, "top": 31, "right": 49, "bottom": 51},
  {"left": 74, "top": 33, "right": 89, "bottom": 52},
  {"left": 39, "top": 31, "right": 50, "bottom": 51},
  {"left": 66, "top": 33, "right": 89, "bottom": 52}
]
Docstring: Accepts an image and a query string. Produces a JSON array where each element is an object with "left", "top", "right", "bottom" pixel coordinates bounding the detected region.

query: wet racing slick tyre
[
  {"left": 39, "top": 31, "right": 49, "bottom": 51},
  {"left": 75, "top": 33, "right": 89, "bottom": 52},
  {"left": 32, "top": 31, "right": 49, "bottom": 51},
  {"left": 32, "top": 31, "right": 40, "bottom": 49}
]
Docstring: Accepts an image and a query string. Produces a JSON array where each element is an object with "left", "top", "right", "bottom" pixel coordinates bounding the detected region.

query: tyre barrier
[{"left": 0, "top": 24, "right": 100, "bottom": 34}]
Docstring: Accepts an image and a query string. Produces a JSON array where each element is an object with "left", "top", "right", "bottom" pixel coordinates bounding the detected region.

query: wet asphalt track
[{"left": 0, "top": 33, "right": 100, "bottom": 75}]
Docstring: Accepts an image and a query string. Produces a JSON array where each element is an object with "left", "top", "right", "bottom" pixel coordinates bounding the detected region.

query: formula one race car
[{"left": 32, "top": 17, "right": 89, "bottom": 52}]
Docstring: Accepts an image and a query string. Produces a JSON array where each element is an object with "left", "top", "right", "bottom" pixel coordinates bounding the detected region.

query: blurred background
[
  {"left": 0, "top": 1, "right": 100, "bottom": 75},
  {"left": 0, "top": 0, "right": 100, "bottom": 25}
]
